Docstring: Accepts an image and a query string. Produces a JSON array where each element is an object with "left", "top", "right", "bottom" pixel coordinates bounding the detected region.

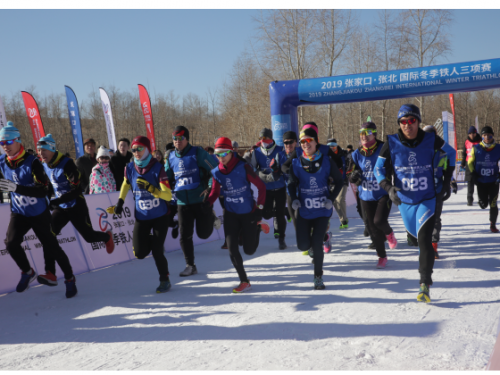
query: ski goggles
[
  {"left": 259, "top": 136, "right": 271, "bottom": 141},
  {"left": 215, "top": 151, "right": 231, "bottom": 158},
  {"left": 300, "top": 138, "right": 314, "bottom": 144},
  {"left": 131, "top": 146, "right": 145, "bottom": 153},
  {"left": 399, "top": 117, "right": 418, "bottom": 126},
  {"left": 0, "top": 139, "right": 15, "bottom": 146},
  {"left": 327, "top": 142, "right": 337, "bottom": 147},
  {"left": 359, "top": 128, "right": 377, "bottom": 136},
  {"left": 172, "top": 136, "right": 186, "bottom": 142}
]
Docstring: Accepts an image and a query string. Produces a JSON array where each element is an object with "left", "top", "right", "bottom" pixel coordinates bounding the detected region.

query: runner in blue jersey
[
  {"left": 423, "top": 125, "right": 456, "bottom": 259},
  {"left": 375, "top": 104, "right": 446, "bottom": 303},
  {"left": 288, "top": 127, "right": 343, "bottom": 290},
  {"left": 348, "top": 122, "right": 397, "bottom": 268},
  {"left": 164, "top": 126, "right": 220, "bottom": 277},
  {"left": 468, "top": 126, "right": 500, "bottom": 233},
  {"left": 0, "top": 123, "right": 77, "bottom": 297},
  {"left": 247, "top": 128, "right": 288, "bottom": 250},
  {"left": 107, "top": 136, "right": 173, "bottom": 293},
  {"left": 36, "top": 134, "right": 115, "bottom": 286},
  {"left": 207, "top": 137, "right": 270, "bottom": 293},
  {"left": 327, "top": 138, "right": 350, "bottom": 229}
]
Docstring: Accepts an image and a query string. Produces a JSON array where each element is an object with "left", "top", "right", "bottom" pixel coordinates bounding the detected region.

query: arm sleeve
[
  {"left": 207, "top": 178, "right": 221, "bottom": 206},
  {"left": 119, "top": 177, "right": 131, "bottom": 201},
  {"left": 244, "top": 164, "right": 266, "bottom": 207},
  {"left": 374, "top": 141, "right": 394, "bottom": 193},
  {"left": 468, "top": 146, "right": 476, "bottom": 173},
  {"left": 328, "top": 158, "right": 344, "bottom": 202},
  {"left": 281, "top": 149, "right": 297, "bottom": 175},
  {"left": 15, "top": 158, "right": 50, "bottom": 198},
  {"left": 287, "top": 163, "right": 299, "bottom": 202},
  {"left": 157, "top": 167, "right": 172, "bottom": 202}
]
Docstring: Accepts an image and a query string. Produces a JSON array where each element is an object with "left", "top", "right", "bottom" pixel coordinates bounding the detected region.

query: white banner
[{"left": 99, "top": 88, "right": 117, "bottom": 151}]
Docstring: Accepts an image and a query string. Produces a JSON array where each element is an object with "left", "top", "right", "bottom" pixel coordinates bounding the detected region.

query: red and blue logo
[{"left": 96, "top": 208, "right": 112, "bottom": 232}]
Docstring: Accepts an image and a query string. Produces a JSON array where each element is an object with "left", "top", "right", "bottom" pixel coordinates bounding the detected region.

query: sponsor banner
[
  {"left": 271, "top": 114, "right": 291, "bottom": 147},
  {"left": 77, "top": 193, "right": 132, "bottom": 270},
  {"left": 21, "top": 91, "right": 46, "bottom": 145},
  {"left": 298, "top": 59, "right": 500, "bottom": 104},
  {"left": 64, "top": 86, "right": 85, "bottom": 158},
  {"left": 0, "top": 95, "right": 7, "bottom": 154},
  {"left": 0, "top": 203, "right": 37, "bottom": 295},
  {"left": 24, "top": 221, "right": 90, "bottom": 281},
  {"left": 138, "top": 84, "right": 157, "bottom": 152},
  {"left": 99, "top": 88, "right": 117, "bottom": 151}
]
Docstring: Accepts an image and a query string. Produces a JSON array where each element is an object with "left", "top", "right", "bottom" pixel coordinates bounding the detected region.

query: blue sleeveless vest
[
  {"left": 351, "top": 143, "right": 388, "bottom": 201},
  {"left": 168, "top": 146, "right": 201, "bottom": 191},
  {"left": 473, "top": 144, "right": 500, "bottom": 184},
  {"left": 0, "top": 154, "right": 48, "bottom": 216},
  {"left": 43, "top": 156, "right": 77, "bottom": 209},
  {"left": 291, "top": 155, "right": 332, "bottom": 219},
  {"left": 388, "top": 132, "right": 436, "bottom": 204},
  {"left": 212, "top": 158, "right": 255, "bottom": 214},
  {"left": 126, "top": 161, "right": 168, "bottom": 220},
  {"left": 254, "top": 145, "right": 285, "bottom": 190}
]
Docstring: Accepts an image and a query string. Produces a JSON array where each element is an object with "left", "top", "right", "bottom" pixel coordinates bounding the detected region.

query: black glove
[
  {"left": 106, "top": 198, "right": 125, "bottom": 215},
  {"left": 451, "top": 180, "right": 458, "bottom": 194},
  {"left": 349, "top": 170, "right": 362, "bottom": 186},
  {"left": 442, "top": 187, "right": 452, "bottom": 202},
  {"left": 388, "top": 186, "right": 402, "bottom": 206},
  {"left": 49, "top": 199, "right": 61, "bottom": 211}
]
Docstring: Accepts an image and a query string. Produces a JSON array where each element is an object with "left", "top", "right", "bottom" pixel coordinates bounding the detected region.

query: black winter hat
[
  {"left": 173, "top": 126, "right": 190, "bottom": 140},
  {"left": 481, "top": 126, "right": 494, "bottom": 135},
  {"left": 259, "top": 128, "right": 273, "bottom": 139},
  {"left": 362, "top": 121, "right": 377, "bottom": 130},
  {"left": 283, "top": 131, "right": 297, "bottom": 141}
]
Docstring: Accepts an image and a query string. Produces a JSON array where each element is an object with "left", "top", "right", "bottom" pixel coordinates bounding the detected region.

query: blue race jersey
[
  {"left": 254, "top": 145, "right": 286, "bottom": 190},
  {"left": 351, "top": 143, "right": 388, "bottom": 201},
  {"left": 43, "top": 156, "right": 77, "bottom": 209},
  {"left": 126, "top": 161, "right": 169, "bottom": 220},
  {"left": 0, "top": 154, "right": 48, "bottom": 217},
  {"left": 212, "top": 157, "right": 255, "bottom": 214},
  {"left": 441, "top": 142, "right": 456, "bottom": 167},
  {"left": 473, "top": 144, "right": 500, "bottom": 184},
  {"left": 387, "top": 132, "right": 436, "bottom": 205},
  {"left": 168, "top": 146, "right": 201, "bottom": 191},
  {"left": 291, "top": 155, "right": 332, "bottom": 219}
]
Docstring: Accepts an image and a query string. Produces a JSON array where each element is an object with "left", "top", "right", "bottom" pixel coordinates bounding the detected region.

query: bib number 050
[
  {"left": 139, "top": 199, "right": 160, "bottom": 210},
  {"left": 304, "top": 196, "right": 327, "bottom": 209},
  {"left": 402, "top": 177, "right": 428, "bottom": 191}
]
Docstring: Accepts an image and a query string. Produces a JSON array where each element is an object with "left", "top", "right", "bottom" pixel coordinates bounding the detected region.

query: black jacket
[
  {"left": 76, "top": 153, "right": 97, "bottom": 194},
  {"left": 110, "top": 151, "right": 133, "bottom": 191}
]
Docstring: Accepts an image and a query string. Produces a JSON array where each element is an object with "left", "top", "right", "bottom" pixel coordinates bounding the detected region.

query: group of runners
[{"left": 0, "top": 102, "right": 498, "bottom": 303}]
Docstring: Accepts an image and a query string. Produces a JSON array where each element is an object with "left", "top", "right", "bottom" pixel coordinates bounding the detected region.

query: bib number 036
[{"left": 402, "top": 177, "right": 428, "bottom": 191}]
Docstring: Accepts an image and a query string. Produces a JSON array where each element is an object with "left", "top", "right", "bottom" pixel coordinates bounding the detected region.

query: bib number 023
[
  {"left": 402, "top": 177, "right": 428, "bottom": 191},
  {"left": 304, "top": 196, "right": 326, "bottom": 209}
]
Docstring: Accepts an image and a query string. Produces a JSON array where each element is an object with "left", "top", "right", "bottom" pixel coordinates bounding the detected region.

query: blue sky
[{"left": 1, "top": 9, "right": 499, "bottom": 102}]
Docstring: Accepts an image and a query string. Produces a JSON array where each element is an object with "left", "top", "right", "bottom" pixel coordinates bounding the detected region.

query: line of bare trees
[{"left": 3, "top": 9, "right": 500, "bottom": 157}]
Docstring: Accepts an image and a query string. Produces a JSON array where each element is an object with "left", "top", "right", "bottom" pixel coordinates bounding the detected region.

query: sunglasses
[
  {"left": 0, "top": 140, "right": 15, "bottom": 146},
  {"left": 399, "top": 117, "right": 417, "bottom": 126},
  {"left": 215, "top": 151, "right": 231, "bottom": 158},
  {"left": 283, "top": 140, "right": 296, "bottom": 145},
  {"left": 172, "top": 136, "right": 186, "bottom": 142},
  {"left": 131, "top": 146, "right": 145, "bottom": 153},
  {"left": 359, "top": 128, "right": 376, "bottom": 136},
  {"left": 300, "top": 138, "right": 314, "bottom": 144}
]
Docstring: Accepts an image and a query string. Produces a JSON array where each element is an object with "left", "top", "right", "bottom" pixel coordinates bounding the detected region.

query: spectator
[
  {"left": 346, "top": 145, "right": 354, "bottom": 153},
  {"left": 110, "top": 137, "right": 132, "bottom": 191},
  {"left": 205, "top": 146, "right": 215, "bottom": 155},
  {"left": 76, "top": 138, "right": 97, "bottom": 194},
  {"left": 232, "top": 141, "right": 239, "bottom": 153},
  {"left": 154, "top": 149, "right": 164, "bottom": 165},
  {"left": 109, "top": 149, "right": 115, "bottom": 157},
  {"left": 89, "top": 146, "right": 116, "bottom": 194}
]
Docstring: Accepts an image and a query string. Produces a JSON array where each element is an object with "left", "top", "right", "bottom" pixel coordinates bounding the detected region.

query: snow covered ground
[{"left": 1, "top": 186, "right": 499, "bottom": 370}]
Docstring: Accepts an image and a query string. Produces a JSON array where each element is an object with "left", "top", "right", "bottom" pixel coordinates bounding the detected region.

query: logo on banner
[
  {"left": 142, "top": 102, "right": 150, "bottom": 114},
  {"left": 274, "top": 120, "right": 288, "bottom": 131},
  {"left": 103, "top": 104, "right": 109, "bottom": 114},
  {"left": 28, "top": 108, "right": 37, "bottom": 118},
  {"left": 95, "top": 208, "right": 112, "bottom": 232}
]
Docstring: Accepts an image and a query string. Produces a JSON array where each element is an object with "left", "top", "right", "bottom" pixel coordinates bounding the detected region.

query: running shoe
[
  {"left": 213, "top": 212, "right": 222, "bottom": 230},
  {"left": 156, "top": 280, "right": 171, "bottom": 293},
  {"left": 179, "top": 265, "right": 198, "bottom": 277},
  {"left": 16, "top": 268, "right": 37, "bottom": 293},
  {"left": 105, "top": 230, "right": 115, "bottom": 254},
  {"left": 417, "top": 284, "right": 431, "bottom": 303},
  {"left": 339, "top": 220, "right": 349, "bottom": 230},
  {"left": 257, "top": 221, "right": 270, "bottom": 234},
  {"left": 491, "top": 223, "right": 499, "bottom": 233},
  {"left": 367, "top": 242, "right": 376, "bottom": 249},
  {"left": 386, "top": 231, "right": 398, "bottom": 249},
  {"left": 279, "top": 238, "right": 287, "bottom": 250},
  {"left": 37, "top": 271, "right": 58, "bottom": 286},
  {"left": 376, "top": 257, "right": 388, "bottom": 269},
  {"left": 233, "top": 281, "right": 252, "bottom": 293},
  {"left": 314, "top": 276, "right": 325, "bottom": 290},
  {"left": 64, "top": 276, "right": 78, "bottom": 298},
  {"left": 171, "top": 221, "right": 179, "bottom": 239},
  {"left": 323, "top": 231, "right": 332, "bottom": 253},
  {"left": 221, "top": 241, "right": 228, "bottom": 249}
]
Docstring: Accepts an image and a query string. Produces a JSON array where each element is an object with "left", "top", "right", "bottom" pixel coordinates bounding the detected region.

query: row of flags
[{"left": 0, "top": 85, "right": 157, "bottom": 157}]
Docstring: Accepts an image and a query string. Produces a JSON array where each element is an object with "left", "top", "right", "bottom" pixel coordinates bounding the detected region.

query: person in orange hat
[{"left": 207, "top": 137, "right": 269, "bottom": 293}]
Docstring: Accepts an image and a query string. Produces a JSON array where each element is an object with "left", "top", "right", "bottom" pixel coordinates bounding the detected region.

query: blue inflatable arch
[{"left": 269, "top": 58, "right": 500, "bottom": 146}]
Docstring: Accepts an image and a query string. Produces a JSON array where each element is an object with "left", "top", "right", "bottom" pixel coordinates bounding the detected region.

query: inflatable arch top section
[{"left": 269, "top": 58, "right": 500, "bottom": 145}]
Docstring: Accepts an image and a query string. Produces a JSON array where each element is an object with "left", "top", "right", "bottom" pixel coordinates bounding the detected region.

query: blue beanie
[
  {"left": 468, "top": 126, "right": 477, "bottom": 134},
  {"left": 397, "top": 104, "right": 421, "bottom": 122},
  {"left": 0, "top": 122, "right": 22, "bottom": 143},
  {"left": 37, "top": 134, "right": 56, "bottom": 152}
]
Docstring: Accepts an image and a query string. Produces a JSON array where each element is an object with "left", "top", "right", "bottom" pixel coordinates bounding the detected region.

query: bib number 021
[
  {"left": 304, "top": 196, "right": 326, "bottom": 209},
  {"left": 481, "top": 168, "right": 495, "bottom": 176},
  {"left": 139, "top": 199, "right": 160, "bottom": 210},
  {"left": 402, "top": 177, "right": 428, "bottom": 191}
]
